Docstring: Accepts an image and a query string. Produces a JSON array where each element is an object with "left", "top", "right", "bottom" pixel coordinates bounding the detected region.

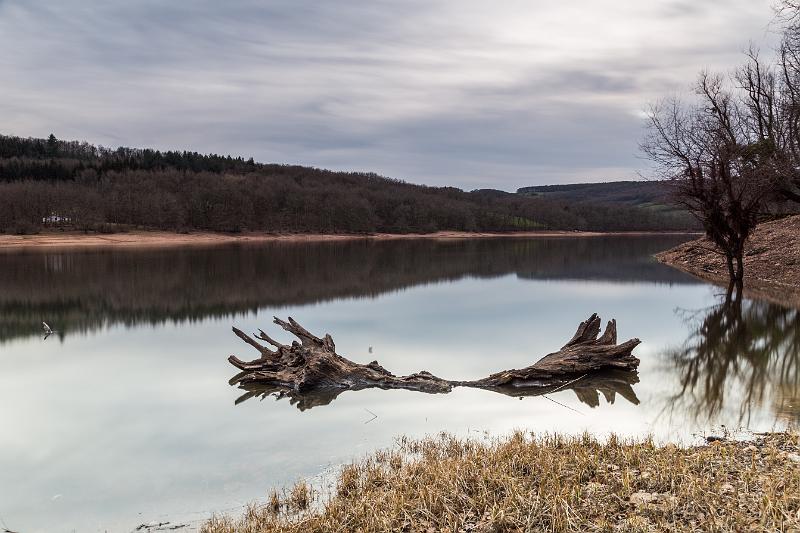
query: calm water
[{"left": 1, "top": 236, "right": 798, "bottom": 532}]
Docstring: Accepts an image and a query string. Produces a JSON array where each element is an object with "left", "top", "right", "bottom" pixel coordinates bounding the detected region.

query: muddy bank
[
  {"left": 657, "top": 214, "right": 800, "bottom": 308},
  {"left": 0, "top": 229, "right": 699, "bottom": 250}
]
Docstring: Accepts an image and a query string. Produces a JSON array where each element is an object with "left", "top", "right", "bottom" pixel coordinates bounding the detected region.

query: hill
[
  {"left": 518, "top": 181, "right": 696, "bottom": 228},
  {"left": 518, "top": 180, "right": 671, "bottom": 205},
  {"left": 0, "top": 134, "right": 699, "bottom": 235}
]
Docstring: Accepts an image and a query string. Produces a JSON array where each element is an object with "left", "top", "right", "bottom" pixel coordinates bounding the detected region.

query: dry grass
[{"left": 203, "top": 431, "right": 800, "bottom": 532}]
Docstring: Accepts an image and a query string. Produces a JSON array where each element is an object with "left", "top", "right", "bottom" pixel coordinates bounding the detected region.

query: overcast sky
[{"left": 0, "top": 0, "right": 779, "bottom": 190}]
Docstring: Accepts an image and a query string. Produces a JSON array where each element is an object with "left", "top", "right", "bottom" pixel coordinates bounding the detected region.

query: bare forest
[{"left": 0, "top": 134, "right": 697, "bottom": 235}]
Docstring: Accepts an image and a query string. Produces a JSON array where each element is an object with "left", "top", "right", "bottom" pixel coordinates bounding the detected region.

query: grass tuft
[{"left": 287, "top": 480, "right": 310, "bottom": 511}]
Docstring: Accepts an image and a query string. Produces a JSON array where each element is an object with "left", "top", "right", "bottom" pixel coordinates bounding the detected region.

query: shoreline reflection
[{"left": 0, "top": 236, "right": 696, "bottom": 343}]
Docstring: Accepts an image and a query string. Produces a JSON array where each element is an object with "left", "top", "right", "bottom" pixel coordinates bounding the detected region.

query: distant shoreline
[{"left": 0, "top": 230, "right": 701, "bottom": 250}]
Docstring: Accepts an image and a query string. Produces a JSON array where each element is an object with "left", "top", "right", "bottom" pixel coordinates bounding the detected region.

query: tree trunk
[
  {"left": 735, "top": 249, "right": 745, "bottom": 283},
  {"left": 725, "top": 252, "right": 736, "bottom": 284},
  {"left": 228, "top": 314, "right": 641, "bottom": 410}
]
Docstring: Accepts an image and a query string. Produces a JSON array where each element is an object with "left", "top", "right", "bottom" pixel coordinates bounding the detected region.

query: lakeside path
[
  {"left": 0, "top": 230, "right": 701, "bottom": 251},
  {"left": 657, "top": 214, "right": 800, "bottom": 309}
]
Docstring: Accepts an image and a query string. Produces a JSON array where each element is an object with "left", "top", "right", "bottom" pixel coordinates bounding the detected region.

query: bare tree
[
  {"left": 642, "top": 72, "right": 774, "bottom": 293},
  {"left": 644, "top": 2, "right": 800, "bottom": 292},
  {"left": 733, "top": 41, "right": 800, "bottom": 206},
  {"left": 772, "top": 2, "right": 800, "bottom": 202}
]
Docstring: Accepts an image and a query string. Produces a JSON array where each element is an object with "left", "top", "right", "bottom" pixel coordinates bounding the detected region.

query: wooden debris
[{"left": 228, "top": 313, "right": 641, "bottom": 410}]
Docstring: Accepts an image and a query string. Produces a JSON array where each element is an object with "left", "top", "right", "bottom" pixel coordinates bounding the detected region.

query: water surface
[{"left": 1, "top": 236, "right": 797, "bottom": 532}]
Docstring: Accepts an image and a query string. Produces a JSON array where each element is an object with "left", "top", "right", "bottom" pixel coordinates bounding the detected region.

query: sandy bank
[
  {"left": 0, "top": 229, "right": 698, "bottom": 251},
  {"left": 657, "top": 214, "right": 800, "bottom": 308}
]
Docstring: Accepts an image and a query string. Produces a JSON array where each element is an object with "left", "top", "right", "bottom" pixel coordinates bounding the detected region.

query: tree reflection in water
[
  {"left": 667, "top": 293, "right": 800, "bottom": 425},
  {"left": 0, "top": 235, "right": 696, "bottom": 343}
]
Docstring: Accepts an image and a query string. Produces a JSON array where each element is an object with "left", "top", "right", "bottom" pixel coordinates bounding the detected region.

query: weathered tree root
[{"left": 228, "top": 314, "right": 641, "bottom": 410}]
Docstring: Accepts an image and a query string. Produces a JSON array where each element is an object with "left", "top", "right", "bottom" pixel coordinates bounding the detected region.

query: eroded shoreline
[{"left": 656, "top": 214, "right": 800, "bottom": 309}]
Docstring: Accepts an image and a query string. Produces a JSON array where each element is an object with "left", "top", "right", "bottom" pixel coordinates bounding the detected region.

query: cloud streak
[{"left": 0, "top": 0, "right": 778, "bottom": 189}]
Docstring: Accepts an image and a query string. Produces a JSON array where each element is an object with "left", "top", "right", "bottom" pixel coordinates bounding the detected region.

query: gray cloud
[{"left": 0, "top": 0, "right": 778, "bottom": 189}]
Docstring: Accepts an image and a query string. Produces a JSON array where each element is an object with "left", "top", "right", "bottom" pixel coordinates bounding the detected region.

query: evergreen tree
[{"left": 46, "top": 134, "right": 58, "bottom": 157}]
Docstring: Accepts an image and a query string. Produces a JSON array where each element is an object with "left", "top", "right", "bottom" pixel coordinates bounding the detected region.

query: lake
[{"left": 1, "top": 235, "right": 798, "bottom": 532}]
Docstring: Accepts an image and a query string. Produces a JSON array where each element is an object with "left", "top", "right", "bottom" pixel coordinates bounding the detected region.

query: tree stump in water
[
  {"left": 228, "top": 313, "right": 640, "bottom": 410},
  {"left": 461, "top": 315, "right": 641, "bottom": 389}
]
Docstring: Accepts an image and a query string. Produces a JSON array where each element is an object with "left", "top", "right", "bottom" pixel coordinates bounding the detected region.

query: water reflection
[
  {"left": 231, "top": 369, "right": 641, "bottom": 411},
  {"left": 0, "top": 236, "right": 696, "bottom": 343},
  {"left": 666, "top": 295, "right": 800, "bottom": 424},
  {"left": 4, "top": 234, "right": 800, "bottom": 532}
]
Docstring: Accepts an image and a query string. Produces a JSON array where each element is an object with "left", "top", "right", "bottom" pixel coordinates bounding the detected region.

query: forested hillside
[
  {"left": 517, "top": 181, "right": 697, "bottom": 225},
  {"left": 0, "top": 134, "right": 698, "bottom": 234}
]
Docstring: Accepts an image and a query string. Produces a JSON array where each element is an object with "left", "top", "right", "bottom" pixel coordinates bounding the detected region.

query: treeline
[
  {"left": 0, "top": 133, "right": 258, "bottom": 179},
  {"left": 0, "top": 134, "right": 699, "bottom": 234}
]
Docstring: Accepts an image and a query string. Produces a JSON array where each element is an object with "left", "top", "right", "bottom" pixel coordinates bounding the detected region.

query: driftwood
[{"left": 228, "top": 314, "right": 641, "bottom": 410}]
